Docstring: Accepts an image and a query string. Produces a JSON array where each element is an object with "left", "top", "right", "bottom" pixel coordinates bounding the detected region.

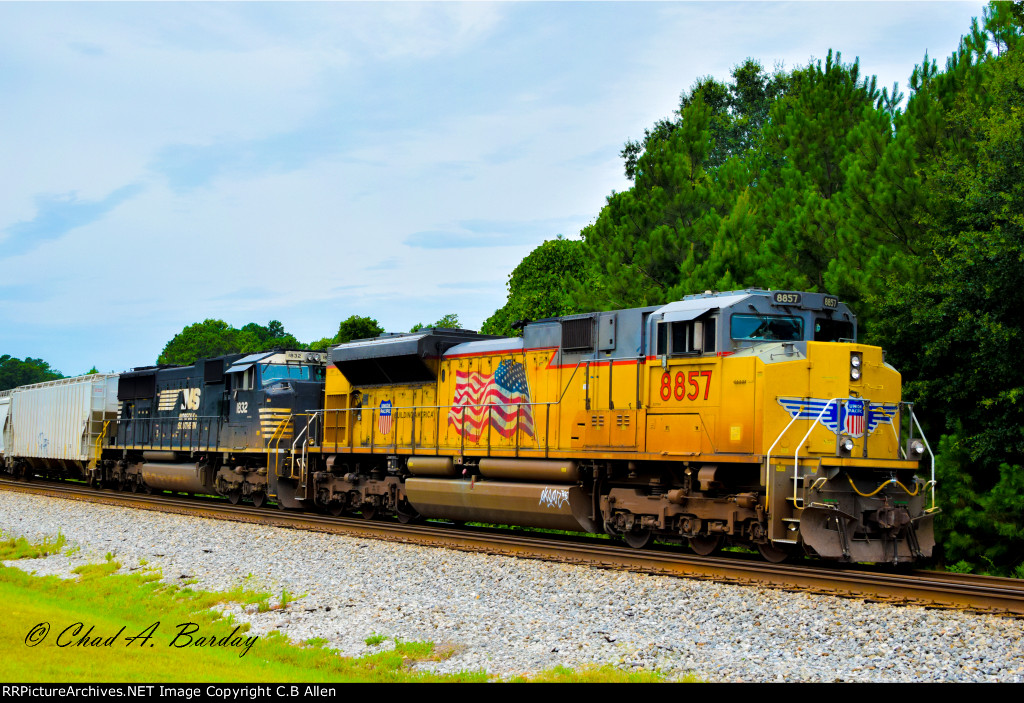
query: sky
[{"left": 0, "top": 1, "right": 988, "bottom": 375}]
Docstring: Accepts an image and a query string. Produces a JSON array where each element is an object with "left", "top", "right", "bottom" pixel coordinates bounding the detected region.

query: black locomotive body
[{"left": 106, "top": 350, "right": 326, "bottom": 506}]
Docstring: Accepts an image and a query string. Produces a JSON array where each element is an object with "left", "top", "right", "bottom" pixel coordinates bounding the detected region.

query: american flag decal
[
  {"left": 378, "top": 399, "right": 393, "bottom": 435},
  {"left": 448, "top": 360, "right": 534, "bottom": 441}
]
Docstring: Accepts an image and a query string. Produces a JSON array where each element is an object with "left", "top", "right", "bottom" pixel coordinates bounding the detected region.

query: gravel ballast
[{"left": 1, "top": 490, "right": 1022, "bottom": 682}]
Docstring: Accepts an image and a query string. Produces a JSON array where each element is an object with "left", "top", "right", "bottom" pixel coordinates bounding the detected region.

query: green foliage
[
  {"left": 621, "top": 58, "right": 790, "bottom": 179},
  {"left": 0, "top": 532, "right": 67, "bottom": 560},
  {"left": 482, "top": 238, "right": 588, "bottom": 336},
  {"left": 0, "top": 355, "right": 62, "bottom": 391},
  {"left": 158, "top": 319, "right": 243, "bottom": 365},
  {"left": 157, "top": 319, "right": 306, "bottom": 365},
  {"left": 577, "top": 93, "right": 720, "bottom": 310},
  {"left": 237, "top": 320, "right": 302, "bottom": 354},
  {"left": 336, "top": 315, "right": 384, "bottom": 343},
  {"left": 410, "top": 313, "right": 461, "bottom": 333}
]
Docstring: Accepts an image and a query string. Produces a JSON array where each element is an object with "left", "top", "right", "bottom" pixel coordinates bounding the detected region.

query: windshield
[
  {"left": 730, "top": 314, "right": 804, "bottom": 341},
  {"left": 814, "top": 318, "right": 855, "bottom": 342},
  {"left": 259, "top": 364, "right": 325, "bottom": 384}
]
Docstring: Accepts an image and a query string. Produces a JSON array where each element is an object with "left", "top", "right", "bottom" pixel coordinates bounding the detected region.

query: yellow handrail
[{"left": 90, "top": 420, "right": 110, "bottom": 469}]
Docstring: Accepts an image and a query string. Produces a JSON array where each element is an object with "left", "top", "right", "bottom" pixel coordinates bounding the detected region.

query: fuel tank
[{"left": 405, "top": 477, "right": 599, "bottom": 532}]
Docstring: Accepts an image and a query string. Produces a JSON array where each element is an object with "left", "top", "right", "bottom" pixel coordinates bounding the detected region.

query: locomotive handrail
[
  {"left": 763, "top": 397, "right": 844, "bottom": 509},
  {"left": 908, "top": 406, "right": 936, "bottom": 510},
  {"left": 112, "top": 415, "right": 221, "bottom": 452},
  {"left": 292, "top": 411, "right": 322, "bottom": 477},
  {"left": 311, "top": 356, "right": 626, "bottom": 428},
  {"left": 790, "top": 398, "right": 844, "bottom": 506},
  {"left": 764, "top": 399, "right": 828, "bottom": 512},
  {"left": 886, "top": 403, "right": 936, "bottom": 510},
  {"left": 266, "top": 416, "right": 287, "bottom": 477}
]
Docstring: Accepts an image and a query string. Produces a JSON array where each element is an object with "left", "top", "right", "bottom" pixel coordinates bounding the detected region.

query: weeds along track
[{"left": 2, "top": 477, "right": 1023, "bottom": 617}]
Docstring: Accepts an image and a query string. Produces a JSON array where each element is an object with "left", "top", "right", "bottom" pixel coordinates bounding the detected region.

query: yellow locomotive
[{"left": 272, "top": 289, "right": 936, "bottom": 564}]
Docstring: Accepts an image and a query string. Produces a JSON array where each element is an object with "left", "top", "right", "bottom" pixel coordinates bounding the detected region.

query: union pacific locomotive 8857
[{"left": 0, "top": 290, "right": 937, "bottom": 564}]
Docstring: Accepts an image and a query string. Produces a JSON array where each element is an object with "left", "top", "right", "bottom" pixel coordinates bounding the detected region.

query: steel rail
[{"left": 3, "top": 478, "right": 1023, "bottom": 617}]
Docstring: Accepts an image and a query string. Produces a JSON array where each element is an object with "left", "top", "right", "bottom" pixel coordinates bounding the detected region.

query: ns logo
[{"left": 180, "top": 388, "right": 201, "bottom": 411}]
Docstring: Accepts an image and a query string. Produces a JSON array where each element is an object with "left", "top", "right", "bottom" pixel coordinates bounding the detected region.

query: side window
[
  {"left": 657, "top": 317, "right": 715, "bottom": 355},
  {"left": 232, "top": 368, "right": 254, "bottom": 391},
  {"left": 703, "top": 317, "right": 716, "bottom": 353}
]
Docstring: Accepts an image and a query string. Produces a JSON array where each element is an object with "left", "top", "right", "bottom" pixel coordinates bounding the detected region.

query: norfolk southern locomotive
[{"left": 0, "top": 290, "right": 937, "bottom": 564}]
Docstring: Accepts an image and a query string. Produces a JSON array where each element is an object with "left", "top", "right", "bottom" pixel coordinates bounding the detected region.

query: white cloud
[{"left": 0, "top": 1, "right": 990, "bottom": 374}]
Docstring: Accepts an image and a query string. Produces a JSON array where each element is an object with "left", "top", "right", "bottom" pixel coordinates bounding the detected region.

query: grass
[
  {"left": 0, "top": 533, "right": 678, "bottom": 682},
  {"left": 0, "top": 536, "right": 482, "bottom": 682},
  {"left": 0, "top": 532, "right": 67, "bottom": 560}
]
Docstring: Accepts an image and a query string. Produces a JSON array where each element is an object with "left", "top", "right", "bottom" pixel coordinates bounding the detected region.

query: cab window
[
  {"left": 656, "top": 318, "right": 716, "bottom": 355},
  {"left": 730, "top": 314, "right": 803, "bottom": 341},
  {"left": 814, "top": 318, "right": 854, "bottom": 342},
  {"left": 260, "top": 364, "right": 325, "bottom": 384}
]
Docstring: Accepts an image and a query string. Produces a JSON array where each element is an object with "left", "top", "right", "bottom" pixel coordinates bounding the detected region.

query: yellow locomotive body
[{"left": 288, "top": 289, "right": 934, "bottom": 563}]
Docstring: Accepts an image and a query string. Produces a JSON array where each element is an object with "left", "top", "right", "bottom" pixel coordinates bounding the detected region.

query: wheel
[
  {"left": 758, "top": 542, "right": 791, "bottom": 563},
  {"left": 252, "top": 492, "right": 267, "bottom": 509},
  {"left": 327, "top": 502, "right": 344, "bottom": 517},
  {"left": 227, "top": 489, "right": 242, "bottom": 505},
  {"left": 130, "top": 479, "right": 141, "bottom": 493},
  {"left": 622, "top": 529, "right": 653, "bottom": 549},
  {"left": 689, "top": 534, "right": 722, "bottom": 556},
  {"left": 361, "top": 505, "right": 377, "bottom": 520},
  {"left": 396, "top": 501, "right": 420, "bottom": 524}
]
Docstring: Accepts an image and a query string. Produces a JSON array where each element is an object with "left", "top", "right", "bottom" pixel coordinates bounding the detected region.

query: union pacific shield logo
[
  {"left": 378, "top": 400, "right": 393, "bottom": 435},
  {"left": 841, "top": 399, "right": 865, "bottom": 437},
  {"left": 777, "top": 397, "right": 896, "bottom": 438}
]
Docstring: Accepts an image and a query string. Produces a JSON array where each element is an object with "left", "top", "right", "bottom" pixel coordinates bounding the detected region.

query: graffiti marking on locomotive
[
  {"left": 777, "top": 397, "right": 897, "bottom": 438},
  {"left": 378, "top": 400, "right": 393, "bottom": 435},
  {"left": 539, "top": 487, "right": 570, "bottom": 509},
  {"left": 448, "top": 360, "right": 534, "bottom": 440}
]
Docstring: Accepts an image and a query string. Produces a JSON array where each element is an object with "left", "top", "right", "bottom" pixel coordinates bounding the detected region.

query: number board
[
  {"left": 772, "top": 292, "right": 801, "bottom": 306},
  {"left": 659, "top": 370, "right": 713, "bottom": 402},
  {"left": 823, "top": 296, "right": 838, "bottom": 309}
]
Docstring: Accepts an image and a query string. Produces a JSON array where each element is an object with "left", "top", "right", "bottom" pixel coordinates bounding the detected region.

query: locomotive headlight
[
  {"left": 850, "top": 353, "right": 863, "bottom": 382},
  {"left": 908, "top": 439, "right": 926, "bottom": 457},
  {"left": 841, "top": 437, "right": 855, "bottom": 453}
]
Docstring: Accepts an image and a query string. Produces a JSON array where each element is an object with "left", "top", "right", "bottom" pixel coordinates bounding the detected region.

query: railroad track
[{"left": 3, "top": 477, "right": 1023, "bottom": 617}]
